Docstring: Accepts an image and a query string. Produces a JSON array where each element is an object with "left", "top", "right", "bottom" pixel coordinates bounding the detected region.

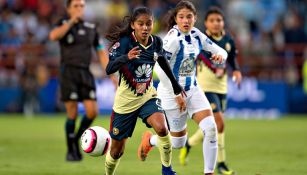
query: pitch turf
[{"left": 0, "top": 114, "right": 306, "bottom": 175}]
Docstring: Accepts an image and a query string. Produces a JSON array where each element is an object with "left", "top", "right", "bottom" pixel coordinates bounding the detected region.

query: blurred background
[{"left": 0, "top": 0, "right": 306, "bottom": 118}]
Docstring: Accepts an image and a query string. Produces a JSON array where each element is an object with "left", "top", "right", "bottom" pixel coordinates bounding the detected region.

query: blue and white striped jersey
[{"left": 155, "top": 25, "right": 228, "bottom": 94}]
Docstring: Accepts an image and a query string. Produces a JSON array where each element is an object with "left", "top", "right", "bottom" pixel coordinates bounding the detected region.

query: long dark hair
[
  {"left": 167, "top": 0, "right": 197, "bottom": 30},
  {"left": 205, "top": 6, "right": 224, "bottom": 21},
  {"left": 105, "top": 7, "right": 153, "bottom": 47}
]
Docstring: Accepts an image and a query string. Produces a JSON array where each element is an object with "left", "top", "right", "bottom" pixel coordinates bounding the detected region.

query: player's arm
[
  {"left": 49, "top": 13, "right": 81, "bottom": 41},
  {"left": 194, "top": 28, "right": 228, "bottom": 64},
  {"left": 227, "top": 38, "right": 242, "bottom": 85},
  {"left": 106, "top": 40, "right": 141, "bottom": 75}
]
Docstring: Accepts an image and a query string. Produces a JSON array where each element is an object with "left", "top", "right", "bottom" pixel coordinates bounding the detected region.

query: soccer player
[
  {"left": 49, "top": 0, "right": 111, "bottom": 161},
  {"left": 138, "top": 1, "right": 228, "bottom": 175},
  {"left": 104, "top": 7, "right": 185, "bottom": 175},
  {"left": 179, "top": 7, "right": 242, "bottom": 175}
]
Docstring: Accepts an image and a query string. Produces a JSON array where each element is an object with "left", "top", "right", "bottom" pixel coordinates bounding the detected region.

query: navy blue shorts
[
  {"left": 205, "top": 92, "right": 227, "bottom": 113},
  {"left": 109, "top": 98, "right": 164, "bottom": 141}
]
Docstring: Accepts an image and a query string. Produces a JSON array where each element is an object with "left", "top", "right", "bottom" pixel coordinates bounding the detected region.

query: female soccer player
[
  {"left": 179, "top": 7, "right": 242, "bottom": 175},
  {"left": 104, "top": 7, "right": 185, "bottom": 175},
  {"left": 138, "top": 1, "right": 228, "bottom": 175}
]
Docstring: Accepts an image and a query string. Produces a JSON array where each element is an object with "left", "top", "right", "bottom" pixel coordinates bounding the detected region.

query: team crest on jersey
[
  {"left": 67, "top": 34, "right": 74, "bottom": 44},
  {"left": 225, "top": 42, "right": 231, "bottom": 52},
  {"left": 113, "top": 128, "right": 119, "bottom": 135}
]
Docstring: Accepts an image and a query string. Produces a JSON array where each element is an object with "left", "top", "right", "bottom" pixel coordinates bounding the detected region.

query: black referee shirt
[{"left": 56, "top": 17, "right": 104, "bottom": 68}]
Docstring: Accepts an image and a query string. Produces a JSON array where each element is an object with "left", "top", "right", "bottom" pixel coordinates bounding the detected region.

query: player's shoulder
[
  {"left": 165, "top": 27, "right": 181, "bottom": 39},
  {"left": 223, "top": 31, "right": 235, "bottom": 42},
  {"left": 151, "top": 35, "right": 162, "bottom": 45}
]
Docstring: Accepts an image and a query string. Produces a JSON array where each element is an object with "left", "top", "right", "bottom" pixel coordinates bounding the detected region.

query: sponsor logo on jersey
[
  {"left": 135, "top": 64, "right": 152, "bottom": 81},
  {"left": 179, "top": 58, "right": 194, "bottom": 76}
]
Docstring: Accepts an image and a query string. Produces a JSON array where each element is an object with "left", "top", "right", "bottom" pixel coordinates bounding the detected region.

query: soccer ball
[{"left": 80, "top": 126, "right": 111, "bottom": 157}]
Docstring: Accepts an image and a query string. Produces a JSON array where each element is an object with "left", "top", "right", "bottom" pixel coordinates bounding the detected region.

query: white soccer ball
[{"left": 80, "top": 126, "right": 111, "bottom": 157}]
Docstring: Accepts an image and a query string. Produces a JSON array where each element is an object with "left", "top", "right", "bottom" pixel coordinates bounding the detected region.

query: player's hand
[
  {"left": 70, "top": 11, "right": 83, "bottom": 24},
  {"left": 232, "top": 70, "right": 242, "bottom": 88},
  {"left": 211, "top": 54, "right": 224, "bottom": 64},
  {"left": 175, "top": 94, "right": 186, "bottom": 112},
  {"left": 128, "top": 46, "right": 141, "bottom": 60},
  {"left": 109, "top": 75, "right": 118, "bottom": 90}
]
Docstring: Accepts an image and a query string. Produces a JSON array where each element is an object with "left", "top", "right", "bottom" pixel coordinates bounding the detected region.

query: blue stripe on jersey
[
  {"left": 194, "top": 36, "right": 203, "bottom": 53},
  {"left": 185, "top": 77, "right": 191, "bottom": 91},
  {"left": 185, "top": 35, "right": 191, "bottom": 44},
  {"left": 173, "top": 40, "right": 184, "bottom": 80},
  {"left": 194, "top": 70, "right": 197, "bottom": 86}
]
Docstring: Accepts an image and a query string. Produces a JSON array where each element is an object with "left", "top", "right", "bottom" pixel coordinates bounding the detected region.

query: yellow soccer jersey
[
  {"left": 197, "top": 32, "right": 238, "bottom": 94},
  {"left": 109, "top": 34, "right": 162, "bottom": 114}
]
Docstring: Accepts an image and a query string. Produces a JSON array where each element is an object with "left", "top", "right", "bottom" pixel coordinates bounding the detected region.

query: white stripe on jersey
[{"left": 155, "top": 25, "right": 228, "bottom": 93}]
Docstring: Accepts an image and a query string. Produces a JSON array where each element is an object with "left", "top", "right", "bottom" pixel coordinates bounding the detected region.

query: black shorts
[
  {"left": 205, "top": 92, "right": 227, "bottom": 113},
  {"left": 109, "top": 98, "right": 164, "bottom": 141},
  {"left": 59, "top": 65, "right": 96, "bottom": 102}
]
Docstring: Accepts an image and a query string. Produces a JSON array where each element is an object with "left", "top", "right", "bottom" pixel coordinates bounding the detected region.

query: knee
[
  {"left": 86, "top": 109, "right": 98, "bottom": 119},
  {"left": 154, "top": 125, "right": 168, "bottom": 137},
  {"left": 216, "top": 122, "right": 224, "bottom": 133},
  {"left": 171, "top": 135, "right": 187, "bottom": 149},
  {"left": 110, "top": 149, "right": 124, "bottom": 159},
  {"left": 214, "top": 113, "right": 224, "bottom": 133},
  {"left": 199, "top": 116, "right": 217, "bottom": 139}
]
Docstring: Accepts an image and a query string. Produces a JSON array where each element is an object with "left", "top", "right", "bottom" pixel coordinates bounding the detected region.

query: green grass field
[{"left": 0, "top": 114, "right": 307, "bottom": 175}]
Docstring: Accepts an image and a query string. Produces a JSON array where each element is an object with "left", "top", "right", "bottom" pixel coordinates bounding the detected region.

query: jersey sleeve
[
  {"left": 93, "top": 28, "right": 105, "bottom": 51},
  {"left": 162, "top": 29, "right": 179, "bottom": 60},
  {"left": 106, "top": 38, "right": 129, "bottom": 75},
  {"left": 227, "top": 37, "right": 240, "bottom": 70},
  {"left": 193, "top": 27, "right": 228, "bottom": 63}
]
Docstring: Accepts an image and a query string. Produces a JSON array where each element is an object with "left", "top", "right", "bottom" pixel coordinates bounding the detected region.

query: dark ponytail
[
  {"left": 105, "top": 7, "right": 153, "bottom": 47},
  {"left": 166, "top": 0, "right": 197, "bottom": 30}
]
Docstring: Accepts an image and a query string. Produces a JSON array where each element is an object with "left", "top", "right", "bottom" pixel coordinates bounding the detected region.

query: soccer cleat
[
  {"left": 66, "top": 151, "right": 81, "bottom": 161},
  {"left": 162, "top": 165, "right": 177, "bottom": 175},
  {"left": 73, "top": 139, "right": 83, "bottom": 161},
  {"left": 138, "top": 131, "right": 153, "bottom": 161},
  {"left": 179, "top": 142, "right": 191, "bottom": 165},
  {"left": 217, "top": 162, "right": 235, "bottom": 175}
]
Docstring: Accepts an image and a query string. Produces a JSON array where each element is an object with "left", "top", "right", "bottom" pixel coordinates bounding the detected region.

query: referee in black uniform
[{"left": 49, "top": 0, "right": 111, "bottom": 161}]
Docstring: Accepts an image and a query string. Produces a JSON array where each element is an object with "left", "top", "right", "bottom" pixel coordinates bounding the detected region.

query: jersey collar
[
  {"left": 205, "top": 29, "right": 225, "bottom": 41},
  {"left": 131, "top": 32, "right": 153, "bottom": 49}
]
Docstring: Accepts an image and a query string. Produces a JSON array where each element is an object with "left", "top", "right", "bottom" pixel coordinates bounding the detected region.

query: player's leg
[
  {"left": 75, "top": 100, "right": 98, "bottom": 140},
  {"left": 64, "top": 101, "right": 79, "bottom": 161},
  {"left": 193, "top": 110, "right": 217, "bottom": 175},
  {"left": 190, "top": 88, "right": 218, "bottom": 175},
  {"left": 76, "top": 69, "right": 98, "bottom": 140},
  {"left": 179, "top": 128, "right": 203, "bottom": 165},
  {"left": 214, "top": 94, "right": 234, "bottom": 175},
  {"left": 138, "top": 98, "right": 176, "bottom": 175},
  {"left": 105, "top": 138, "right": 127, "bottom": 175},
  {"left": 106, "top": 110, "right": 138, "bottom": 175}
]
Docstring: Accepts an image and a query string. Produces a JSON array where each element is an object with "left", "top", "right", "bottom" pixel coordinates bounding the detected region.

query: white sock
[
  {"left": 171, "top": 135, "right": 187, "bottom": 149},
  {"left": 199, "top": 116, "right": 218, "bottom": 174},
  {"left": 150, "top": 134, "right": 158, "bottom": 146}
]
